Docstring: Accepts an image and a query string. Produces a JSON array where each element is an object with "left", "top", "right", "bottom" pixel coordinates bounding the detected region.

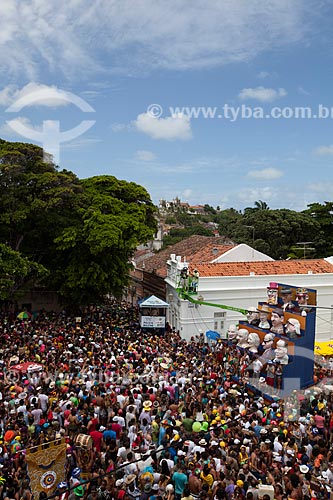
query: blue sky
[{"left": 1, "top": 0, "right": 333, "bottom": 211}]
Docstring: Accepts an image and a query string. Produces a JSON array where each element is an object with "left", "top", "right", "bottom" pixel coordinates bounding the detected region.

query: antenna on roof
[{"left": 296, "top": 242, "right": 315, "bottom": 259}]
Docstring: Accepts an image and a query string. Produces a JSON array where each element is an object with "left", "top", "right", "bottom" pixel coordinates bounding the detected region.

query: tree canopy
[
  {"left": 0, "top": 139, "right": 157, "bottom": 309},
  {"left": 216, "top": 206, "right": 324, "bottom": 259}
]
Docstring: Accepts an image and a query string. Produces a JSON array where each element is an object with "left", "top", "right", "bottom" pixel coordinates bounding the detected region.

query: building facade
[{"left": 165, "top": 255, "right": 333, "bottom": 342}]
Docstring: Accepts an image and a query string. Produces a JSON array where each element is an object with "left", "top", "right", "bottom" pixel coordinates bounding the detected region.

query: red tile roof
[
  {"left": 138, "top": 235, "right": 234, "bottom": 277},
  {"left": 195, "top": 260, "right": 333, "bottom": 277}
]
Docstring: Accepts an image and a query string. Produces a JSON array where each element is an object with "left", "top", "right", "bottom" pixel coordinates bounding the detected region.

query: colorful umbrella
[
  {"left": 10, "top": 362, "right": 43, "bottom": 373},
  {"left": 206, "top": 330, "right": 221, "bottom": 341},
  {"left": 17, "top": 311, "right": 32, "bottom": 320}
]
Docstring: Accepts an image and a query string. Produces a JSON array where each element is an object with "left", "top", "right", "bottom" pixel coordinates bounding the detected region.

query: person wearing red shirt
[
  {"left": 90, "top": 423, "right": 104, "bottom": 452},
  {"left": 111, "top": 417, "right": 122, "bottom": 440},
  {"left": 87, "top": 415, "right": 99, "bottom": 433}
]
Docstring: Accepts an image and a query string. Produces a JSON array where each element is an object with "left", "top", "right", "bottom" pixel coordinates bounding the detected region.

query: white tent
[{"left": 139, "top": 295, "right": 169, "bottom": 308}]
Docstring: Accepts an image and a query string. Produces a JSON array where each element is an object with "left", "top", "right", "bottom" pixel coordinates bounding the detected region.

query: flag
[{"left": 26, "top": 438, "right": 67, "bottom": 497}]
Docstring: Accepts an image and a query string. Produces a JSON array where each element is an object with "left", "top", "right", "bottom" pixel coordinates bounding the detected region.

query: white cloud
[
  {"left": 0, "top": 82, "right": 78, "bottom": 108},
  {"left": 239, "top": 86, "right": 287, "bottom": 102},
  {"left": 0, "top": 1, "right": 325, "bottom": 79},
  {"left": 134, "top": 112, "right": 192, "bottom": 141},
  {"left": 182, "top": 189, "right": 192, "bottom": 199},
  {"left": 140, "top": 161, "right": 196, "bottom": 174},
  {"left": 110, "top": 123, "right": 131, "bottom": 133},
  {"left": 247, "top": 167, "right": 283, "bottom": 180},
  {"left": 235, "top": 186, "right": 279, "bottom": 204},
  {"left": 257, "top": 71, "right": 271, "bottom": 79},
  {"left": 135, "top": 150, "right": 156, "bottom": 161},
  {"left": 60, "top": 137, "right": 102, "bottom": 151},
  {"left": 0, "top": 85, "right": 16, "bottom": 106},
  {"left": 309, "top": 182, "right": 332, "bottom": 193},
  {"left": 314, "top": 145, "right": 333, "bottom": 155}
]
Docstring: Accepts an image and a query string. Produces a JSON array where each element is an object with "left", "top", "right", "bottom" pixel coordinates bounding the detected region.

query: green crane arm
[{"left": 180, "top": 291, "right": 248, "bottom": 315}]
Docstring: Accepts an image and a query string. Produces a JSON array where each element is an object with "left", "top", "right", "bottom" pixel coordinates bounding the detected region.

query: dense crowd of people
[{"left": 0, "top": 302, "right": 332, "bottom": 500}]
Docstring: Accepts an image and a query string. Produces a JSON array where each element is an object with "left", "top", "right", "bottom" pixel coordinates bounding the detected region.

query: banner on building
[
  {"left": 26, "top": 438, "right": 67, "bottom": 497},
  {"left": 140, "top": 316, "right": 165, "bottom": 328}
]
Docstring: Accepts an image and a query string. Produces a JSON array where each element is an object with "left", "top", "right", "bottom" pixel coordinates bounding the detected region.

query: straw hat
[{"left": 124, "top": 474, "right": 136, "bottom": 486}]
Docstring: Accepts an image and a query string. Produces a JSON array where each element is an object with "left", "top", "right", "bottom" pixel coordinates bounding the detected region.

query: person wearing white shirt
[
  {"left": 126, "top": 406, "right": 136, "bottom": 428},
  {"left": 305, "top": 442, "right": 312, "bottom": 459},
  {"left": 239, "top": 403, "right": 245, "bottom": 414},
  {"left": 273, "top": 437, "right": 283, "bottom": 454},
  {"left": 116, "top": 393, "right": 126, "bottom": 408},
  {"left": 38, "top": 393, "right": 49, "bottom": 413},
  {"left": 326, "top": 464, "right": 333, "bottom": 485},
  {"left": 117, "top": 414, "right": 126, "bottom": 428}
]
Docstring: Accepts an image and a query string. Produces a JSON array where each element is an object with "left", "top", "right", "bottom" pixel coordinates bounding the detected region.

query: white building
[{"left": 165, "top": 254, "right": 333, "bottom": 342}]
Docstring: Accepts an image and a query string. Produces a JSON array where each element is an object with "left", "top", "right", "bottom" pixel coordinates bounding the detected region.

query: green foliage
[
  {"left": 218, "top": 207, "right": 323, "bottom": 259},
  {"left": 165, "top": 216, "right": 177, "bottom": 225},
  {"left": 304, "top": 202, "right": 333, "bottom": 257},
  {"left": 162, "top": 235, "right": 184, "bottom": 248},
  {"left": 217, "top": 208, "right": 243, "bottom": 239},
  {"left": 162, "top": 224, "right": 214, "bottom": 249},
  {"left": 0, "top": 243, "right": 48, "bottom": 300},
  {"left": 0, "top": 140, "right": 157, "bottom": 309},
  {"left": 204, "top": 204, "right": 217, "bottom": 214},
  {"left": 53, "top": 176, "right": 157, "bottom": 307}
]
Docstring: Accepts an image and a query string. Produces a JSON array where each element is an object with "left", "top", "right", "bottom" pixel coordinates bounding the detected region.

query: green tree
[
  {"left": 0, "top": 243, "right": 47, "bottom": 300},
  {"left": 204, "top": 204, "right": 217, "bottom": 215},
  {"left": 0, "top": 139, "right": 157, "bottom": 309},
  {"left": 165, "top": 216, "right": 177, "bottom": 225},
  {"left": 254, "top": 200, "right": 270, "bottom": 210},
  {"left": 242, "top": 209, "right": 322, "bottom": 259},
  {"left": 217, "top": 208, "right": 243, "bottom": 240},
  {"left": 0, "top": 139, "right": 80, "bottom": 252},
  {"left": 217, "top": 207, "right": 323, "bottom": 259},
  {"left": 54, "top": 175, "right": 157, "bottom": 307},
  {"left": 304, "top": 202, "right": 333, "bottom": 257}
]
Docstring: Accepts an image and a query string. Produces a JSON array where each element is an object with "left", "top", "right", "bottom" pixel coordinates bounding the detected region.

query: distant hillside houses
[{"left": 159, "top": 197, "right": 205, "bottom": 215}]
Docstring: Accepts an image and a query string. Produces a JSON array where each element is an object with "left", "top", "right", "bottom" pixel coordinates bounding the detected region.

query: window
[{"left": 214, "top": 312, "right": 226, "bottom": 318}]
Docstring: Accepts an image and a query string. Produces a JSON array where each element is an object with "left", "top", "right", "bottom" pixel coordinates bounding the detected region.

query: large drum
[{"left": 75, "top": 434, "right": 93, "bottom": 450}]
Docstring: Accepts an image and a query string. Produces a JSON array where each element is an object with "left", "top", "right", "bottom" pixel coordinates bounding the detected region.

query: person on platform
[{"left": 190, "top": 269, "right": 200, "bottom": 293}]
